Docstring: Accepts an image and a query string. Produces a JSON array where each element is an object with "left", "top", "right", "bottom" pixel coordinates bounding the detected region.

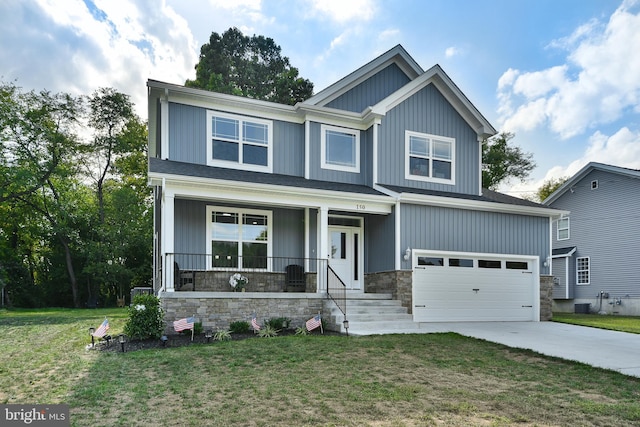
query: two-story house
[
  {"left": 544, "top": 162, "right": 640, "bottom": 316},
  {"left": 148, "top": 45, "right": 562, "bottom": 332}
]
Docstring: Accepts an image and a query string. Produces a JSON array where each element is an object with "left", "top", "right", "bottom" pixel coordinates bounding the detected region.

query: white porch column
[
  {"left": 160, "top": 95, "right": 169, "bottom": 160},
  {"left": 161, "top": 185, "right": 175, "bottom": 292},
  {"left": 317, "top": 206, "right": 329, "bottom": 292},
  {"left": 394, "top": 200, "right": 402, "bottom": 270}
]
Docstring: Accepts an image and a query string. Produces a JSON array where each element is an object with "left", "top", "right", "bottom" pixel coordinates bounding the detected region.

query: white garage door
[{"left": 412, "top": 250, "right": 539, "bottom": 322}]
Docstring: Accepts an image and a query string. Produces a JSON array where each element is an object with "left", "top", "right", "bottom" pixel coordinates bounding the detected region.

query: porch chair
[{"left": 285, "top": 264, "right": 305, "bottom": 292}]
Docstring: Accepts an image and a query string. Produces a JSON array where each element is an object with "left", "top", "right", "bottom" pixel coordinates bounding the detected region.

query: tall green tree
[
  {"left": 482, "top": 132, "right": 536, "bottom": 190},
  {"left": 536, "top": 177, "right": 568, "bottom": 202},
  {"left": 185, "top": 27, "right": 314, "bottom": 105}
]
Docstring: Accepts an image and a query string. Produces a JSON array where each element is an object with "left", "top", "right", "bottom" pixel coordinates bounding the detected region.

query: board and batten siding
[
  {"left": 400, "top": 204, "right": 550, "bottom": 275},
  {"left": 325, "top": 63, "right": 411, "bottom": 113},
  {"left": 549, "top": 169, "right": 640, "bottom": 298},
  {"left": 167, "top": 102, "right": 305, "bottom": 177},
  {"left": 377, "top": 84, "right": 480, "bottom": 195},
  {"left": 364, "top": 211, "right": 396, "bottom": 273},
  {"left": 173, "top": 199, "right": 306, "bottom": 264}
]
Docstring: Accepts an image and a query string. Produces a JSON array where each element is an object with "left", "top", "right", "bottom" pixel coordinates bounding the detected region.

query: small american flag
[
  {"left": 306, "top": 314, "right": 322, "bottom": 332},
  {"left": 92, "top": 319, "right": 109, "bottom": 338},
  {"left": 173, "top": 317, "right": 195, "bottom": 332},
  {"left": 251, "top": 314, "right": 261, "bottom": 331}
]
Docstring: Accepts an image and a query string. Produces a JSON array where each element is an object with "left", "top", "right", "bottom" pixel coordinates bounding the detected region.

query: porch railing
[
  {"left": 161, "top": 253, "right": 328, "bottom": 293},
  {"left": 327, "top": 265, "right": 347, "bottom": 325}
]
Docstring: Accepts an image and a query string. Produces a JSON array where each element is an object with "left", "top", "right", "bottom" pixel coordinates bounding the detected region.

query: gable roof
[
  {"left": 303, "top": 44, "right": 495, "bottom": 139},
  {"left": 304, "top": 45, "right": 423, "bottom": 107},
  {"left": 543, "top": 162, "right": 640, "bottom": 205}
]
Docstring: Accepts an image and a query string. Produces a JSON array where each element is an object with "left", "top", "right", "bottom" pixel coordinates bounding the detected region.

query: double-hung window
[
  {"left": 321, "top": 124, "right": 360, "bottom": 173},
  {"left": 557, "top": 216, "right": 569, "bottom": 240},
  {"left": 576, "top": 257, "right": 590, "bottom": 285},
  {"left": 207, "top": 111, "right": 272, "bottom": 172},
  {"left": 206, "top": 206, "right": 272, "bottom": 270},
  {"left": 405, "top": 131, "right": 455, "bottom": 184}
]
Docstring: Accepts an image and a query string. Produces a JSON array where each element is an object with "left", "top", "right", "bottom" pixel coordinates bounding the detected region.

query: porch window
[
  {"left": 207, "top": 111, "right": 272, "bottom": 172},
  {"left": 405, "top": 131, "right": 455, "bottom": 184},
  {"left": 207, "top": 207, "right": 272, "bottom": 270},
  {"left": 577, "top": 257, "right": 590, "bottom": 285},
  {"left": 321, "top": 124, "right": 360, "bottom": 173},
  {"left": 557, "top": 216, "right": 569, "bottom": 240}
]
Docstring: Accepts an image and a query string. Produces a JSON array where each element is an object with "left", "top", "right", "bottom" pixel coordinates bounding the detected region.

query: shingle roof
[
  {"left": 378, "top": 184, "right": 549, "bottom": 208},
  {"left": 149, "top": 157, "right": 387, "bottom": 196},
  {"left": 552, "top": 247, "right": 577, "bottom": 257}
]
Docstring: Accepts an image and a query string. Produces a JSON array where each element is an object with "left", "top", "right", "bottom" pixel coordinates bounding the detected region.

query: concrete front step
[{"left": 340, "top": 313, "right": 414, "bottom": 322}]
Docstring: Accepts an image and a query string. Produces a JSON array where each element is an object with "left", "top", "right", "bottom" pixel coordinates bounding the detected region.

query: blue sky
[{"left": 1, "top": 0, "right": 639, "bottom": 197}]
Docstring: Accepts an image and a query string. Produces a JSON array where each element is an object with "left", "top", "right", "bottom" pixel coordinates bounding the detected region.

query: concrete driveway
[{"left": 413, "top": 321, "right": 640, "bottom": 378}]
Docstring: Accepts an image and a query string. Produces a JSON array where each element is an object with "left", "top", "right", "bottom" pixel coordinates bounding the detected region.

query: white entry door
[{"left": 328, "top": 226, "right": 361, "bottom": 290}]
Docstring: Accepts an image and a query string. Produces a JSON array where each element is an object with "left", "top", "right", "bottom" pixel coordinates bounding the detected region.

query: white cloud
[
  {"left": 502, "top": 127, "right": 640, "bottom": 197},
  {"left": 306, "top": 0, "right": 376, "bottom": 23},
  {"left": 497, "top": 1, "right": 640, "bottom": 139},
  {"left": 444, "top": 46, "right": 459, "bottom": 58}
]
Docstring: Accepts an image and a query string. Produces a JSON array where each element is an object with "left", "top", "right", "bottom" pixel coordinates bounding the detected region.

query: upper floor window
[
  {"left": 207, "top": 111, "right": 272, "bottom": 172},
  {"left": 321, "top": 124, "right": 360, "bottom": 173},
  {"left": 405, "top": 131, "right": 455, "bottom": 184},
  {"left": 576, "top": 257, "right": 590, "bottom": 285},
  {"left": 557, "top": 216, "right": 569, "bottom": 240}
]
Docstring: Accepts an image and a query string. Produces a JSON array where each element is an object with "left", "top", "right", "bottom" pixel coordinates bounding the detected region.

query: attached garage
[{"left": 412, "top": 250, "right": 540, "bottom": 322}]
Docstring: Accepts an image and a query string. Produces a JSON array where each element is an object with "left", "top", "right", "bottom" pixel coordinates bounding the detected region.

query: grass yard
[
  {"left": 1, "top": 308, "right": 639, "bottom": 426},
  {"left": 553, "top": 312, "right": 640, "bottom": 334}
]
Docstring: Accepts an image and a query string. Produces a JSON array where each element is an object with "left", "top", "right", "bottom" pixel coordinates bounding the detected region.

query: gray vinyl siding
[
  {"left": 307, "top": 121, "right": 369, "bottom": 185},
  {"left": 167, "top": 102, "right": 305, "bottom": 176},
  {"left": 174, "top": 199, "right": 305, "bottom": 264},
  {"left": 378, "top": 84, "right": 480, "bottom": 195},
  {"left": 552, "top": 257, "right": 575, "bottom": 299},
  {"left": 400, "top": 204, "right": 550, "bottom": 274},
  {"left": 549, "top": 169, "right": 640, "bottom": 298},
  {"left": 325, "top": 64, "right": 411, "bottom": 113},
  {"left": 364, "top": 212, "right": 396, "bottom": 273}
]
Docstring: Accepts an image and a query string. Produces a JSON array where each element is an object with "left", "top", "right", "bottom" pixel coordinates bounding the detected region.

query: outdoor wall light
[
  {"left": 403, "top": 247, "right": 411, "bottom": 261},
  {"left": 205, "top": 330, "right": 213, "bottom": 343},
  {"left": 118, "top": 334, "right": 126, "bottom": 353},
  {"left": 161, "top": 335, "right": 168, "bottom": 347}
]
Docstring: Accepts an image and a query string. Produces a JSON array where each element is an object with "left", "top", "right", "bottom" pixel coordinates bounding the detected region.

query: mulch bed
[{"left": 88, "top": 329, "right": 340, "bottom": 353}]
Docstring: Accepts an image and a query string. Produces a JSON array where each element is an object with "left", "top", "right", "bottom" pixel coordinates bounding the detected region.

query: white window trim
[
  {"left": 404, "top": 130, "right": 456, "bottom": 185},
  {"left": 557, "top": 216, "right": 570, "bottom": 241},
  {"left": 576, "top": 256, "right": 590, "bottom": 285},
  {"left": 206, "top": 110, "right": 273, "bottom": 173},
  {"left": 320, "top": 124, "right": 360, "bottom": 173},
  {"left": 205, "top": 206, "right": 273, "bottom": 271}
]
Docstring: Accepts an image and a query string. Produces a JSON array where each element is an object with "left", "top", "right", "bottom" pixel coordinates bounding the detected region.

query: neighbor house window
[
  {"left": 206, "top": 206, "right": 272, "bottom": 270},
  {"left": 577, "top": 257, "right": 590, "bottom": 285},
  {"left": 557, "top": 216, "right": 569, "bottom": 240},
  {"left": 405, "top": 131, "right": 455, "bottom": 184},
  {"left": 321, "top": 124, "right": 360, "bottom": 173},
  {"left": 207, "top": 111, "right": 272, "bottom": 172}
]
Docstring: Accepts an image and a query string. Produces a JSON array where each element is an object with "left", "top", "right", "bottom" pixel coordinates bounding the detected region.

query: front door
[{"left": 328, "top": 226, "right": 361, "bottom": 290}]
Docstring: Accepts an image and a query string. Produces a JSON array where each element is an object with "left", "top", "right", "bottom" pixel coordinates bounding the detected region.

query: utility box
[{"left": 574, "top": 303, "right": 591, "bottom": 314}]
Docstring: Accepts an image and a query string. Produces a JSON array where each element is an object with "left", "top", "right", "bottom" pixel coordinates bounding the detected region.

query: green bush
[
  {"left": 193, "top": 321, "right": 203, "bottom": 336},
  {"left": 123, "top": 294, "right": 164, "bottom": 340},
  {"left": 257, "top": 325, "right": 279, "bottom": 338},
  {"left": 264, "top": 317, "right": 291, "bottom": 331},
  {"left": 229, "top": 321, "right": 250, "bottom": 334}
]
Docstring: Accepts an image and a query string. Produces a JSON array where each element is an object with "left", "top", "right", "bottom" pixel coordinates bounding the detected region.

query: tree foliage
[
  {"left": 0, "top": 83, "right": 151, "bottom": 308},
  {"left": 482, "top": 132, "right": 536, "bottom": 190},
  {"left": 185, "top": 27, "right": 314, "bottom": 105},
  {"left": 536, "top": 177, "right": 568, "bottom": 202}
]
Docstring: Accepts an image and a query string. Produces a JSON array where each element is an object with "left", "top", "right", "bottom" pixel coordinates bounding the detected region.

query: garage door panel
[{"left": 412, "top": 252, "right": 538, "bottom": 323}]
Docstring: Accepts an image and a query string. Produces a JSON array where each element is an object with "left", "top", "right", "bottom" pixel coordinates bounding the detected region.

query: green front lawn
[
  {"left": 553, "top": 312, "right": 640, "bottom": 334},
  {"left": 1, "top": 308, "right": 639, "bottom": 426}
]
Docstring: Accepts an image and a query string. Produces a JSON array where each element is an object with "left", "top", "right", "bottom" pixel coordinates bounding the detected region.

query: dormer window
[
  {"left": 207, "top": 111, "right": 272, "bottom": 172},
  {"left": 405, "top": 131, "right": 455, "bottom": 184},
  {"left": 321, "top": 124, "right": 360, "bottom": 173}
]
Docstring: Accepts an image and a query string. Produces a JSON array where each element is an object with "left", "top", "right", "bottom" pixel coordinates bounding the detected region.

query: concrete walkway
[{"left": 358, "top": 322, "right": 640, "bottom": 378}]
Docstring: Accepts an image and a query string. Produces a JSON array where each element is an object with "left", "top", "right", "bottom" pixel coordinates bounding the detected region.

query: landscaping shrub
[
  {"left": 229, "top": 320, "right": 250, "bottom": 334},
  {"left": 264, "top": 317, "right": 291, "bottom": 331},
  {"left": 123, "top": 294, "right": 164, "bottom": 340}
]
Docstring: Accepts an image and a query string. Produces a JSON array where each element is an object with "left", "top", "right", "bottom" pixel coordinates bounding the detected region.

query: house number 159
[{"left": 356, "top": 204, "right": 366, "bottom": 210}]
